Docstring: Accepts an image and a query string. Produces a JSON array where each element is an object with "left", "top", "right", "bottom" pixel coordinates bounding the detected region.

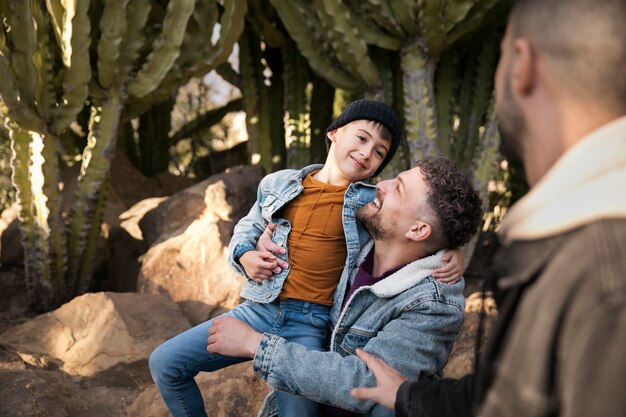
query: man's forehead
[
  {"left": 398, "top": 167, "right": 426, "bottom": 188},
  {"left": 401, "top": 167, "right": 423, "bottom": 179}
]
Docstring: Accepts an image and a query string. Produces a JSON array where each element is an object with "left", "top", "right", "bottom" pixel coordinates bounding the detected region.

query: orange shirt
[{"left": 278, "top": 172, "right": 348, "bottom": 306}]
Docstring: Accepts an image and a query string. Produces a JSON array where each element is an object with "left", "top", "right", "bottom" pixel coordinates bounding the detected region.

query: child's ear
[{"left": 327, "top": 129, "right": 338, "bottom": 143}]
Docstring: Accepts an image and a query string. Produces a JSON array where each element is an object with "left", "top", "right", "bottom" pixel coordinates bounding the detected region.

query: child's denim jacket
[{"left": 228, "top": 164, "right": 376, "bottom": 303}]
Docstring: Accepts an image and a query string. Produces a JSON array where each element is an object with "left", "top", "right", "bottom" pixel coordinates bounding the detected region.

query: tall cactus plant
[
  {"left": 0, "top": 0, "right": 246, "bottom": 311},
  {"left": 268, "top": 0, "right": 508, "bottom": 188}
]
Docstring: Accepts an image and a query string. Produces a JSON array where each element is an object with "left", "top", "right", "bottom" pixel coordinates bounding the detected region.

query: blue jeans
[{"left": 149, "top": 299, "right": 330, "bottom": 417}]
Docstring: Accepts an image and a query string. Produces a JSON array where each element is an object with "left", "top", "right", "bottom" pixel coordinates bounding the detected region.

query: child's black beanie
[{"left": 325, "top": 99, "right": 403, "bottom": 177}]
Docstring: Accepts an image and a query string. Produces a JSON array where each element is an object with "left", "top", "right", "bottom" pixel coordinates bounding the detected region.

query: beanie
[{"left": 325, "top": 99, "right": 403, "bottom": 176}]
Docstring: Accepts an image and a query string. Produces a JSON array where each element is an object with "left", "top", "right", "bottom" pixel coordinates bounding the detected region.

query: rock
[
  {"left": 100, "top": 199, "right": 165, "bottom": 293},
  {"left": 0, "top": 292, "right": 190, "bottom": 377},
  {"left": 108, "top": 149, "right": 164, "bottom": 207},
  {"left": 127, "top": 362, "right": 269, "bottom": 417},
  {"left": 137, "top": 165, "right": 265, "bottom": 324},
  {"left": 192, "top": 141, "right": 249, "bottom": 180},
  {"left": 153, "top": 171, "right": 196, "bottom": 196},
  {"left": 0, "top": 267, "right": 28, "bottom": 318},
  {"left": 0, "top": 360, "right": 152, "bottom": 417}
]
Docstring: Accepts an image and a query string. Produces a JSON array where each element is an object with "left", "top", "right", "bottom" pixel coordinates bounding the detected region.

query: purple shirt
[{"left": 321, "top": 249, "right": 406, "bottom": 417}]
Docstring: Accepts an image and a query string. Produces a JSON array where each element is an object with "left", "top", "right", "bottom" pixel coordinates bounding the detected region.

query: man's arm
[
  {"left": 350, "top": 349, "right": 475, "bottom": 417},
  {"left": 209, "top": 297, "right": 463, "bottom": 414},
  {"left": 394, "top": 376, "right": 475, "bottom": 417}
]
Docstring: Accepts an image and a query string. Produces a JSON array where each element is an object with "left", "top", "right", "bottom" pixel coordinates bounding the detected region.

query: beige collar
[{"left": 499, "top": 116, "right": 626, "bottom": 244}]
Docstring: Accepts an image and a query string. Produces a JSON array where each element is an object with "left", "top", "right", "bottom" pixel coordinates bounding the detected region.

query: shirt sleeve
[{"left": 395, "top": 375, "right": 475, "bottom": 417}]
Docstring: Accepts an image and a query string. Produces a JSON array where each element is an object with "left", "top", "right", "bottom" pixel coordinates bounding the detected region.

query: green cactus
[
  {"left": 308, "top": 75, "right": 335, "bottom": 164},
  {"left": 0, "top": 0, "right": 250, "bottom": 311},
  {"left": 126, "top": 0, "right": 195, "bottom": 98},
  {"left": 170, "top": 98, "right": 243, "bottom": 144},
  {"left": 269, "top": 0, "right": 358, "bottom": 90},
  {"left": 283, "top": 41, "right": 311, "bottom": 168}
]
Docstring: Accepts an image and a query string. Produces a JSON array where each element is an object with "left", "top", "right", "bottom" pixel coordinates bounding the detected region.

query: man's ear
[
  {"left": 512, "top": 38, "right": 536, "bottom": 96},
  {"left": 406, "top": 222, "right": 431, "bottom": 242},
  {"left": 327, "top": 128, "right": 338, "bottom": 143}
]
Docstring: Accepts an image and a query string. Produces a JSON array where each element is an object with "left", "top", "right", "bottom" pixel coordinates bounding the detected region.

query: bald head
[{"left": 509, "top": 0, "right": 626, "bottom": 113}]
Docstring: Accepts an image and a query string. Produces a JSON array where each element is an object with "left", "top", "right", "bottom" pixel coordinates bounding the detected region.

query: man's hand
[
  {"left": 432, "top": 248, "right": 464, "bottom": 284},
  {"left": 256, "top": 223, "right": 286, "bottom": 256},
  {"left": 207, "top": 316, "right": 263, "bottom": 358},
  {"left": 351, "top": 349, "right": 407, "bottom": 410},
  {"left": 239, "top": 223, "right": 289, "bottom": 283}
]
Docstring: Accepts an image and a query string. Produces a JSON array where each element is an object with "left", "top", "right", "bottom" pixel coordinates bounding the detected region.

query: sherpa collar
[
  {"left": 351, "top": 241, "right": 446, "bottom": 298},
  {"left": 499, "top": 116, "right": 626, "bottom": 244}
]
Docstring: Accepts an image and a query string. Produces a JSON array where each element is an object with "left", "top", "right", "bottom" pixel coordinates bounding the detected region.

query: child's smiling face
[{"left": 326, "top": 120, "right": 391, "bottom": 182}]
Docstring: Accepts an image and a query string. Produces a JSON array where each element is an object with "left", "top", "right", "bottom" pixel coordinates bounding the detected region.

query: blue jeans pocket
[{"left": 308, "top": 311, "right": 330, "bottom": 328}]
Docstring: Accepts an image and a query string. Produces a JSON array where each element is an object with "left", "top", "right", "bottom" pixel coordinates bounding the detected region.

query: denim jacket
[
  {"left": 254, "top": 241, "right": 466, "bottom": 416},
  {"left": 228, "top": 164, "right": 376, "bottom": 303}
]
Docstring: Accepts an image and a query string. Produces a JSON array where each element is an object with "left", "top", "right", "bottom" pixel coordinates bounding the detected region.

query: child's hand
[
  {"left": 240, "top": 250, "right": 285, "bottom": 283},
  {"left": 432, "top": 248, "right": 464, "bottom": 284}
]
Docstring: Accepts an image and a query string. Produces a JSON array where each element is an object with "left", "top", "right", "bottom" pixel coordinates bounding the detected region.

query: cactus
[
  {"left": 269, "top": 0, "right": 358, "bottom": 90},
  {"left": 268, "top": 0, "right": 508, "bottom": 211},
  {"left": 170, "top": 98, "right": 243, "bottom": 144},
  {"left": 283, "top": 41, "right": 311, "bottom": 168},
  {"left": 126, "top": 0, "right": 195, "bottom": 98},
  {"left": 308, "top": 75, "right": 335, "bottom": 164},
  {"left": 0, "top": 0, "right": 249, "bottom": 311},
  {"left": 400, "top": 39, "right": 438, "bottom": 162}
]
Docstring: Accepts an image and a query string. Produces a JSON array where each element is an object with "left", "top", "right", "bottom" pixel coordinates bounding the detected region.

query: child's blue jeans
[{"left": 149, "top": 299, "right": 330, "bottom": 417}]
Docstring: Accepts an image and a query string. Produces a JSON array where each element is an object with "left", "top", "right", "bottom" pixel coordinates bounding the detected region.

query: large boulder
[
  {"left": 137, "top": 165, "right": 265, "bottom": 324},
  {"left": 127, "top": 362, "right": 269, "bottom": 417},
  {"left": 0, "top": 292, "right": 191, "bottom": 377}
]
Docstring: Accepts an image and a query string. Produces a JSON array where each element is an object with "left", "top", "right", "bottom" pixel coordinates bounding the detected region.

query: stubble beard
[
  {"left": 497, "top": 74, "right": 527, "bottom": 170},
  {"left": 357, "top": 206, "right": 393, "bottom": 241}
]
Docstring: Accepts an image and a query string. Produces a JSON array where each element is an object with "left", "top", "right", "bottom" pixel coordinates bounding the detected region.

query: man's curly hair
[{"left": 417, "top": 156, "right": 483, "bottom": 249}]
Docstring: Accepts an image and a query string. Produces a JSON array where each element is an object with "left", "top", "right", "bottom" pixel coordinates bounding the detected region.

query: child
[{"left": 149, "top": 100, "right": 462, "bottom": 417}]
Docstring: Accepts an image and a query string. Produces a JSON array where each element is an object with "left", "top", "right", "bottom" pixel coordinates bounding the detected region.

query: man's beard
[
  {"left": 497, "top": 75, "right": 526, "bottom": 170},
  {"left": 357, "top": 206, "right": 393, "bottom": 240}
]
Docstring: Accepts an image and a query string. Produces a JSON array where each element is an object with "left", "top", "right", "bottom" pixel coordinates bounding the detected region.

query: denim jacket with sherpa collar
[
  {"left": 254, "top": 241, "right": 466, "bottom": 417},
  {"left": 228, "top": 164, "right": 376, "bottom": 303}
]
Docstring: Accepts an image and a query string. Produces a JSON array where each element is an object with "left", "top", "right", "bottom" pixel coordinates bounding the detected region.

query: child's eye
[
  {"left": 357, "top": 135, "right": 366, "bottom": 143},
  {"left": 376, "top": 150, "right": 385, "bottom": 158}
]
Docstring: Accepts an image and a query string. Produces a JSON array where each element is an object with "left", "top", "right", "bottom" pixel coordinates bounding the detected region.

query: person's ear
[
  {"left": 406, "top": 222, "right": 431, "bottom": 242},
  {"left": 512, "top": 38, "right": 536, "bottom": 96},
  {"left": 327, "top": 128, "right": 338, "bottom": 143}
]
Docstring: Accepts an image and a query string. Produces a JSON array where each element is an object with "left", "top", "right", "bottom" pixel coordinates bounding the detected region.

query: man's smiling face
[{"left": 357, "top": 167, "right": 431, "bottom": 241}]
